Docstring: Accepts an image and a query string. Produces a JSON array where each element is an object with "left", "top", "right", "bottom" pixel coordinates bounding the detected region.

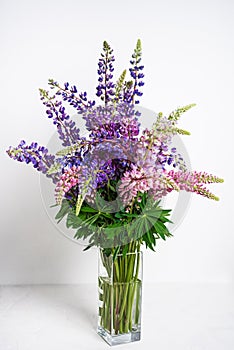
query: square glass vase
[{"left": 97, "top": 249, "right": 143, "bottom": 346}]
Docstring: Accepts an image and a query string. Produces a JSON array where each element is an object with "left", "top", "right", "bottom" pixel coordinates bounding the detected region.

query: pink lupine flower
[
  {"left": 168, "top": 170, "right": 223, "bottom": 200},
  {"left": 55, "top": 165, "right": 80, "bottom": 204}
]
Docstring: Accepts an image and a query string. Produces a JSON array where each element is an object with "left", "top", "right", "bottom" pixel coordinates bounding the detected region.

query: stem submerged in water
[{"left": 99, "top": 242, "right": 142, "bottom": 335}]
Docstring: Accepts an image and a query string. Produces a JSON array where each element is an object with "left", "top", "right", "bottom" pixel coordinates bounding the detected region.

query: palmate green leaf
[
  {"left": 160, "top": 215, "right": 173, "bottom": 224},
  {"left": 143, "top": 219, "right": 156, "bottom": 251},
  {"left": 80, "top": 206, "right": 99, "bottom": 213},
  {"left": 146, "top": 231, "right": 155, "bottom": 251},
  {"left": 127, "top": 201, "right": 173, "bottom": 250},
  {"left": 66, "top": 211, "right": 83, "bottom": 229},
  {"left": 115, "top": 212, "right": 138, "bottom": 219},
  {"left": 154, "top": 220, "right": 172, "bottom": 240},
  {"left": 55, "top": 200, "right": 71, "bottom": 223},
  {"left": 154, "top": 221, "right": 166, "bottom": 240},
  {"left": 129, "top": 212, "right": 154, "bottom": 243},
  {"left": 74, "top": 226, "right": 93, "bottom": 240},
  {"left": 103, "top": 223, "right": 124, "bottom": 240},
  {"left": 56, "top": 195, "right": 173, "bottom": 252},
  {"left": 81, "top": 213, "right": 100, "bottom": 226}
]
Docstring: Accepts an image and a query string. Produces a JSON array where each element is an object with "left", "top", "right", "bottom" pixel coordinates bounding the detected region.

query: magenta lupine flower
[{"left": 55, "top": 165, "right": 80, "bottom": 204}]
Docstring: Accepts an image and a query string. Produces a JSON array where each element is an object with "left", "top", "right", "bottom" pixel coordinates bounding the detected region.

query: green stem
[
  {"left": 100, "top": 242, "right": 142, "bottom": 335},
  {"left": 118, "top": 244, "right": 136, "bottom": 322},
  {"left": 135, "top": 280, "right": 141, "bottom": 325}
]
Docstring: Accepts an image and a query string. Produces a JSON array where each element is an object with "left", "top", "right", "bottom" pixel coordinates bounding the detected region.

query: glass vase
[{"left": 97, "top": 249, "right": 143, "bottom": 346}]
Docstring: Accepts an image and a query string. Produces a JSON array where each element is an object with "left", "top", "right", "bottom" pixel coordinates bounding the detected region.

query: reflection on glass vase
[{"left": 98, "top": 248, "right": 143, "bottom": 346}]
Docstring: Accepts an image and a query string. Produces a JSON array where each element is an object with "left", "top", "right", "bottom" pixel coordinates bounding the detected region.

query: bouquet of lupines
[{"left": 7, "top": 40, "right": 223, "bottom": 342}]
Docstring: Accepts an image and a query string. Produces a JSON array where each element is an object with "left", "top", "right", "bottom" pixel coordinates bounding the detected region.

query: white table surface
[{"left": 0, "top": 283, "right": 234, "bottom": 350}]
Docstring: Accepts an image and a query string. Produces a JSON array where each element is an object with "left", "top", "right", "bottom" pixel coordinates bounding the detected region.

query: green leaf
[
  {"left": 82, "top": 213, "right": 100, "bottom": 226},
  {"left": 154, "top": 222, "right": 166, "bottom": 240},
  {"left": 80, "top": 206, "right": 99, "bottom": 213},
  {"left": 108, "top": 183, "right": 116, "bottom": 192},
  {"left": 115, "top": 212, "right": 123, "bottom": 219},
  {"left": 55, "top": 200, "right": 71, "bottom": 223},
  {"left": 66, "top": 211, "right": 82, "bottom": 229}
]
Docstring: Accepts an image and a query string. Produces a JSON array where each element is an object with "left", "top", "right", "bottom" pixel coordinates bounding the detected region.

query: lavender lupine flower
[
  {"left": 150, "top": 114, "right": 177, "bottom": 144},
  {"left": 84, "top": 103, "right": 140, "bottom": 140},
  {"left": 167, "top": 148, "right": 186, "bottom": 170},
  {"left": 139, "top": 109, "right": 192, "bottom": 171},
  {"left": 6, "top": 140, "right": 56, "bottom": 180},
  {"left": 96, "top": 41, "right": 115, "bottom": 104},
  {"left": 73, "top": 136, "right": 136, "bottom": 204},
  {"left": 79, "top": 143, "right": 125, "bottom": 190},
  {"left": 138, "top": 129, "right": 170, "bottom": 171},
  {"left": 78, "top": 165, "right": 98, "bottom": 202},
  {"left": 96, "top": 158, "right": 132, "bottom": 189},
  {"left": 57, "top": 120, "right": 80, "bottom": 147},
  {"left": 48, "top": 79, "right": 95, "bottom": 114}
]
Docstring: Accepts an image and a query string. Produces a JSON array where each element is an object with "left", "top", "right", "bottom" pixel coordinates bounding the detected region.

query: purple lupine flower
[
  {"left": 96, "top": 41, "right": 115, "bottom": 104},
  {"left": 39, "top": 89, "right": 69, "bottom": 126},
  {"left": 127, "top": 39, "right": 144, "bottom": 104},
  {"left": 48, "top": 79, "right": 95, "bottom": 114},
  {"left": 84, "top": 103, "right": 140, "bottom": 140},
  {"left": 39, "top": 88, "right": 80, "bottom": 146},
  {"left": 57, "top": 120, "right": 80, "bottom": 147},
  {"left": 6, "top": 140, "right": 56, "bottom": 181},
  {"left": 123, "top": 81, "right": 134, "bottom": 104}
]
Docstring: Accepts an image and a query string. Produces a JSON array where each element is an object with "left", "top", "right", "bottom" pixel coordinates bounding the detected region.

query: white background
[{"left": 0, "top": 0, "right": 232, "bottom": 285}]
